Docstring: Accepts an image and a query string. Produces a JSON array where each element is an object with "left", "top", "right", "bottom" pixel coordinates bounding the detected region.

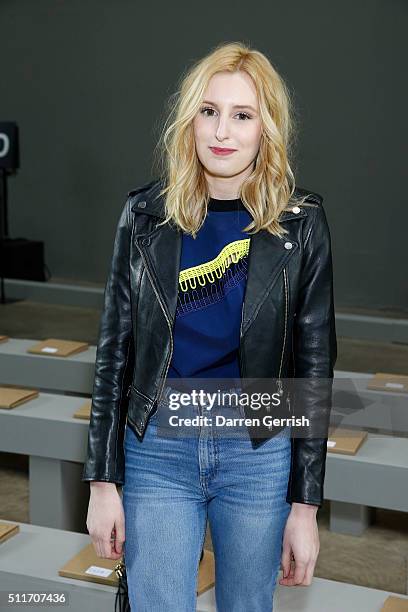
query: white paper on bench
[
  {"left": 85, "top": 565, "right": 113, "bottom": 578},
  {"left": 385, "top": 382, "right": 404, "bottom": 389}
]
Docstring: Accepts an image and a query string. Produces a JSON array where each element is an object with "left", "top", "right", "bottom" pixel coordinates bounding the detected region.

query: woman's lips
[{"left": 209, "top": 147, "right": 237, "bottom": 156}]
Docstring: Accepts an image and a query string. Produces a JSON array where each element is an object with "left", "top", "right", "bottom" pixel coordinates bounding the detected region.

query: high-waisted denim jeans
[{"left": 123, "top": 384, "right": 292, "bottom": 611}]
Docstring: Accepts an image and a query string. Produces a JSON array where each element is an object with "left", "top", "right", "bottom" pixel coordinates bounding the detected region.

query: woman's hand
[
  {"left": 86, "top": 482, "right": 126, "bottom": 560},
  {"left": 279, "top": 502, "right": 320, "bottom": 587}
]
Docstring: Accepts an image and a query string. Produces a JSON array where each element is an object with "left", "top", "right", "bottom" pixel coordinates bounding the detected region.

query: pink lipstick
[{"left": 209, "top": 147, "right": 237, "bottom": 156}]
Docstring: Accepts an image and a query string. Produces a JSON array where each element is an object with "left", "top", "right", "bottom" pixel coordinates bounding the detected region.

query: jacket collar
[{"left": 128, "top": 178, "right": 312, "bottom": 223}]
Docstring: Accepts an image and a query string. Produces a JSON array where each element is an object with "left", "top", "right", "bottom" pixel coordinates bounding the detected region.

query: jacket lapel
[
  {"left": 242, "top": 231, "right": 298, "bottom": 336},
  {"left": 136, "top": 222, "right": 182, "bottom": 325}
]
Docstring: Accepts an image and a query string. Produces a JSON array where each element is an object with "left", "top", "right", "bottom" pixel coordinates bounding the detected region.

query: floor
[{"left": 1, "top": 297, "right": 408, "bottom": 594}]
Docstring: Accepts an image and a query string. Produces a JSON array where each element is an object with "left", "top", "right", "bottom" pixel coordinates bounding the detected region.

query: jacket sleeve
[
  {"left": 81, "top": 196, "right": 134, "bottom": 485},
  {"left": 286, "top": 199, "right": 337, "bottom": 507}
]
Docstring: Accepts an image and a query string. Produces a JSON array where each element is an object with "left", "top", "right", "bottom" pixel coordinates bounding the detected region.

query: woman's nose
[{"left": 215, "top": 116, "right": 230, "bottom": 140}]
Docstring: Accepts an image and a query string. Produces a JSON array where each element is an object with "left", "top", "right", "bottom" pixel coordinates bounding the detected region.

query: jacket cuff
[
  {"left": 286, "top": 437, "right": 328, "bottom": 508},
  {"left": 82, "top": 473, "right": 124, "bottom": 486}
]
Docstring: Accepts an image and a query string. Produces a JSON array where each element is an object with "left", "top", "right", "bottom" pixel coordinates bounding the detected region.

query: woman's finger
[
  {"left": 300, "top": 559, "right": 316, "bottom": 586},
  {"left": 293, "top": 558, "right": 308, "bottom": 585},
  {"left": 113, "top": 521, "right": 126, "bottom": 556},
  {"left": 279, "top": 557, "right": 297, "bottom": 586},
  {"left": 281, "top": 545, "right": 292, "bottom": 578}
]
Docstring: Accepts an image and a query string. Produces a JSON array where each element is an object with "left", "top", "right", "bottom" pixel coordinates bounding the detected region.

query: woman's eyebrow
[{"left": 201, "top": 100, "right": 258, "bottom": 113}]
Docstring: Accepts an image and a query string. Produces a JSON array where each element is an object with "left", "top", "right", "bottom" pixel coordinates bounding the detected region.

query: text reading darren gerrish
[{"left": 163, "top": 389, "right": 310, "bottom": 428}]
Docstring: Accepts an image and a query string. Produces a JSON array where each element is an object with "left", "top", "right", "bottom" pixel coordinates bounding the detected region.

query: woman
[{"left": 82, "top": 41, "right": 337, "bottom": 611}]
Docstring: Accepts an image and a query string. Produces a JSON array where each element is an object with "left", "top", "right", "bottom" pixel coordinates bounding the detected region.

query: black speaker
[
  {"left": 0, "top": 238, "right": 46, "bottom": 281},
  {"left": 0, "top": 122, "right": 19, "bottom": 172}
]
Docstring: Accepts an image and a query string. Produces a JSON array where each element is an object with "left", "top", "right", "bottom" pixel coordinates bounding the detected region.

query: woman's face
[{"left": 193, "top": 70, "right": 262, "bottom": 185}]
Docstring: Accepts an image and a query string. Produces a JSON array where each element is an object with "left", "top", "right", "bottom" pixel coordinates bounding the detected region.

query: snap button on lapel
[
  {"left": 292, "top": 206, "right": 300, "bottom": 214},
  {"left": 137, "top": 200, "right": 147, "bottom": 208},
  {"left": 284, "top": 241, "right": 293, "bottom": 249}
]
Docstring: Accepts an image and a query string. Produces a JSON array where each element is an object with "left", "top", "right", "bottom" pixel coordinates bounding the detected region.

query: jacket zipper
[
  {"left": 137, "top": 245, "right": 174, "bottom": 412},
  {"left": 126, "top": 268, "right": 146, "bottom": 400},
  {"left": 277, "top": 267, "right": 288, "bottom": 396},
  {"left": 238, "top": 301, "right": 245, "bottom": 378}
]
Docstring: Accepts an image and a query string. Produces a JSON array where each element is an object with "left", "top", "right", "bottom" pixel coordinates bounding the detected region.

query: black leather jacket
[{"left": 82, "top": 178, "right": 337, "bottom": 508}]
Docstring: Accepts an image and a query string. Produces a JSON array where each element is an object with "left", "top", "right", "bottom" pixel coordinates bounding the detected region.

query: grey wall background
[{"left": 0, "top": 0, "right": 406, "bottom": 311}]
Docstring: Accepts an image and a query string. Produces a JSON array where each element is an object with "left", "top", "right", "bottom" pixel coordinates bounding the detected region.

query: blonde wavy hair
[{"left": 152, "top": 41, "right": 316, "bottom": 238}]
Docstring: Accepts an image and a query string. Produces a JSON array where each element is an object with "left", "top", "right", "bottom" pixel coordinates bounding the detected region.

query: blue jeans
[{"left": 123, "top": 385, "right": 292, "bottom": 611}]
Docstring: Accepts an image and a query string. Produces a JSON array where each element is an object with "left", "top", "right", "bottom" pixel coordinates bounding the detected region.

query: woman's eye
[
  {"left": 201, "top": 107, "right": 216, "bottom": 117},
  {"left": 200, "top": 107, "right": 251, "bottom": 120},
  {"left": 236, "top": 112, "right": 251, "bottom": 120}
]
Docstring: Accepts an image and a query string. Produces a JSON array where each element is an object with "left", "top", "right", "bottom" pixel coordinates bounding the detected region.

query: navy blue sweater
[{"left": 167, "top": 197, "right": 252, "bottom": 380}]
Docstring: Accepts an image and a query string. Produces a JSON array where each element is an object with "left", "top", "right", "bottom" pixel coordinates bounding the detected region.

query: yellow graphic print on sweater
[{"left": 176, "top": 238, "right": 250, "bottom": 317}]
